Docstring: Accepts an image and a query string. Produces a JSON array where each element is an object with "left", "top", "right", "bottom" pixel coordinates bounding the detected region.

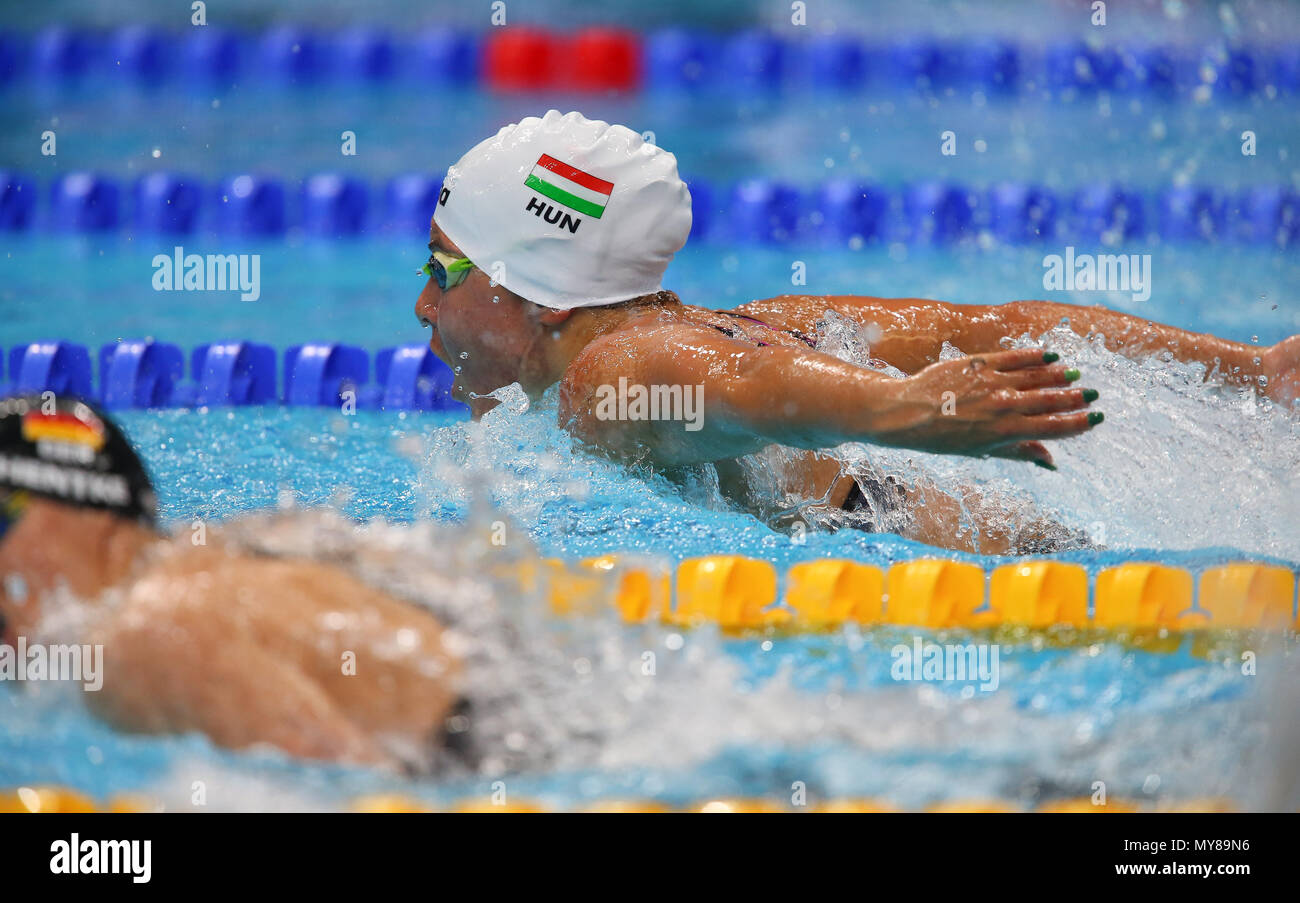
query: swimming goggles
[{"left": 421, "top": 250, "right": 475, "bottom": 290}]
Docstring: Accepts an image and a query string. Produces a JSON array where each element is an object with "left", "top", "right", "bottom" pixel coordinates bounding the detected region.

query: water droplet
[
  {"left": 4, "top": 573, "right": 28, "bottom": 603},
  {"left": 492, "top": 295, "right": 500, "bottom": 303},
  {"left": 453, "top": 366, "right": 462, "bottom": 374},
  {"left": 1250, "top": 335, "right": 1259, "bottom": 343},
  {"left": 459, "top": 351, "right": 468, "bottom": 360},
  {"left": 1258, "top": 375, "right": 1269, "bottom": 387}
]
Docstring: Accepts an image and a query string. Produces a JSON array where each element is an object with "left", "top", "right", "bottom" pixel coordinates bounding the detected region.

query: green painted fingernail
[
  {"left": 1088, "top": 411, "right": 1105, "bottom": 425},
  {"left": 1064, "top": 368, "right": 1081, "bottom": 382},
  {"left": 1082, "top": 388, "right": 1099, "bottom": 403},
  {"left": 1042, "top": 351, "right": 1060, "bottom": 363},
  {"left": 1034, "top": 460, "right": 1058, "bottom": 471}
]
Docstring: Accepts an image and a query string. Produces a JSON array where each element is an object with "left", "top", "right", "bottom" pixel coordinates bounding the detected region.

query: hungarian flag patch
[{"left": 524, "top": 154, "right": 614, "bottom": 219}]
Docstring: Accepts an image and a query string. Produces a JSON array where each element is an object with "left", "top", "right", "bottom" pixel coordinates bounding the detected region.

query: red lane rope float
[{"left": 484, "top": 26, "right": 641, "bottom": 92}]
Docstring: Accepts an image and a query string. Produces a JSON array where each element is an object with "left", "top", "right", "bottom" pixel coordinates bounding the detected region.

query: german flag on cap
[
  {"left": 0, "top": 395, "right": 156, "bottom": 533},
  {"left": 21, "top": 408, "right": 107, "bottom": 452}
]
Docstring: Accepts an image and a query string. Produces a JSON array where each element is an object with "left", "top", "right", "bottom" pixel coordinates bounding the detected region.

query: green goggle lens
[{"left": 420, "top": 251, "right": 475, "bottom": 290}]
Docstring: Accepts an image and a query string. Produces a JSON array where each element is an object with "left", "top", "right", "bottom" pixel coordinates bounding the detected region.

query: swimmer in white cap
[{"left": 416, "top": 111, "right": 1300, "bottom": 552}]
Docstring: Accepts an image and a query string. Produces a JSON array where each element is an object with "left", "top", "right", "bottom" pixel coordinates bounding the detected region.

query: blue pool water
[{"left": 3, "top": 17, "right": 1300, "bottom": 809}]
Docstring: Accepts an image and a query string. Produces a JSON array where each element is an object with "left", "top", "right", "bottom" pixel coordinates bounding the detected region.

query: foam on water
[{"left": 819, "top": 323, "right": 1300, "bottom": 561}]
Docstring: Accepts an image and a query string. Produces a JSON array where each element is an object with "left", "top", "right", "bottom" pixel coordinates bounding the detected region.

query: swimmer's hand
[{"left": 884, "top": 348, "right": 1101, "bottom": 467}]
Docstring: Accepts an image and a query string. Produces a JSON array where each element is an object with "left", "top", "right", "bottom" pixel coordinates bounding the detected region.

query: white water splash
[{"left": 811, "top": 318, "right": 1300, "bottom": 560}]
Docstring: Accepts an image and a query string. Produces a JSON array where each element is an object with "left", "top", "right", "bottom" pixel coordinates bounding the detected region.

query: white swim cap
[{"left": 434, "top": 110, "right": 692, "bottom": 310}]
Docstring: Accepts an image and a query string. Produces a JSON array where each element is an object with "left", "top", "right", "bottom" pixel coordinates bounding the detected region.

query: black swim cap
[{"left": 0, "top": 395, "right": 157, "bottom": 538}]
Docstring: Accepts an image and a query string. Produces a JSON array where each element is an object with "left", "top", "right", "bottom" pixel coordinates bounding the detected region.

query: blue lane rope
[
  {"left": 2, "top": 25, "right": 1299, "bottom": 98},
  {"left": 2, "top": 171, "right": 1296, "bottom": 246},
  {"left": 1, "top": 340, "right": 465, "bottom": 412}
]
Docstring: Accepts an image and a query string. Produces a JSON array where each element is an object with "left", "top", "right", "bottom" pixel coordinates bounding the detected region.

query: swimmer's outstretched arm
[
  {"left": 955, "top": 298, "right": 1299, "bottom": 404},
  {"left": 559, "top": 323, "right": 1098, "bottom": 468},
  {"left": 761, "top": 295, "right": 1299, "bottom": 404}
]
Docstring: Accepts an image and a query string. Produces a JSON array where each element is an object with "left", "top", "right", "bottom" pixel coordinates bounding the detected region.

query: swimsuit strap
[
  {"left": 716, "top": 311, "right": 819, "bottom": 349},
  {"left": 709, "top": 322, "right": 762, "bottom": 344}
]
